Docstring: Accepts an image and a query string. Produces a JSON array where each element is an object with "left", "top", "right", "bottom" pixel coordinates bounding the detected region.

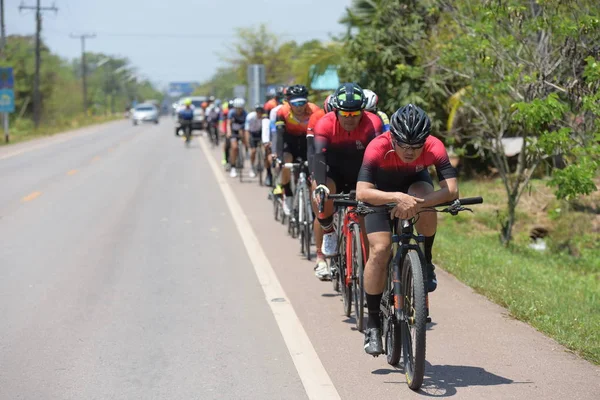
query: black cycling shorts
[
  {"left": 229, "top": 130, "right": 242, "bottom": 142},
  {"left": 249, "top": 131, "right": 262, "bottom": 149},
  {"left": 365, "top": 169, "right": 433, "bottom": 234},
  {"left": 327, "top": 168, "right": 357, "bottom": 194},
  {"left": 283, "top": 134, "right": 307, "bottom": 161}
]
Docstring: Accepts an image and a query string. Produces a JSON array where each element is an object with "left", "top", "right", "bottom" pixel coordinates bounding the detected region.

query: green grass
[
  {"left": 434, "top": 179, "right": 600, "bottom": 364},
  {"left": 1, "top": 114, "right": 123, "bottom": 146}
]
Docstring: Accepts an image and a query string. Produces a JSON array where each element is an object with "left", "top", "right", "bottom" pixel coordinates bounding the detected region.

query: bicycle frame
[{"left": 337, "top": 207, "right": 367, "bottom": 287}]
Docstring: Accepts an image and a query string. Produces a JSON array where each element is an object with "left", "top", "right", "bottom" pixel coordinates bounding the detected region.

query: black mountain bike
[{"left": 343, "top": 197, "right": 483, "bottom": 390}]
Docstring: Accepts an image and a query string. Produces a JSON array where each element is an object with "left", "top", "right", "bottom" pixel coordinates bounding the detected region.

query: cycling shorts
[
  {"left": 283, "top": 133, "right": 307, "bottom": 161},
  {"left": 249, "top": 131, "right": 262, "bottom": 149},
  {"left": 364, "top": 169, "right": 433, "bottom": 234}
]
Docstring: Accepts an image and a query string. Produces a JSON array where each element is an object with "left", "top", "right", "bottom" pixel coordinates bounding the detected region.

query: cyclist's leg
[
  {"left": 313, "top": 170, "right": 344, "bottom": 257},
  {"left": 229, "top": 134, "right": 239, "bottom": 177},
  {"left": 310, "top": 177, "right": 337, "bottom": 278},
  {"left": 363, "top": 212, "right": 393, "bottom": 355},
  {"left": 249, "top": 133, "right": 259, "bottom": 168},
  {"left": 223, "top": 135, "right": 231, "bottom": 167},
  {"left": 264, "top": 142, "right": 273, "bottom": 186},
  {"left": 407, "top": 174, "right": 437, "bottom": 292}
]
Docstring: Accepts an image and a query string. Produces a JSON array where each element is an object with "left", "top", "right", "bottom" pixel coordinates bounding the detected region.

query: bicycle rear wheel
[
  {"left": 351, "top": 224, "right": 365, "bottom": 332},
  {"left": 256, "top": 147, "right": 264, "bottom": 186},
  {"left": 237, "top": 146, "right": 244, "bottom": 183},
  {"left": 401, "top": 250, "right": 427, "bottom": 391}
]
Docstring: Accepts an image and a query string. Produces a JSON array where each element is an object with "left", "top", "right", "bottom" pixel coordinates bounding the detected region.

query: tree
[{"left": 436, "top": 0, "right": 600, "bottom": 244}]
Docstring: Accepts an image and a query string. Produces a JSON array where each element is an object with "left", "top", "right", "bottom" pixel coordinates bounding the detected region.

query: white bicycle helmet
[
  {"left": 363, "top": 89, "right": 379, "bottom": 112},
  {"left": 232, "top": 98, "right": 246, "bottom": 108}
]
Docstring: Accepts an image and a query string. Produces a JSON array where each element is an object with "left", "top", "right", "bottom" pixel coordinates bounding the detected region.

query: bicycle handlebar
[{"left": 332, "top": 197, "right": 484, "bottom": 214}]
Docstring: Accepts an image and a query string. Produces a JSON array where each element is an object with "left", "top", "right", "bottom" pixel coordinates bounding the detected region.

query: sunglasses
[
  {"left": 290, "top": 100, "right": 308, "bottom": 106},
  {"left": 338, "top": 110, "right": 362, "bottom": 117},
  {"left": 393, "top": 140, "right": 425, "bottom": 150}
]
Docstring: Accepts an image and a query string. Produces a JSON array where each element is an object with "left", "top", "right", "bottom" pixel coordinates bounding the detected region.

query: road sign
[
  {"left": 168, "top": 82, "right": 199, "bottom": 98},
  {"left": 0, "top": 89, "right": 15, "bottom": 113},
  {"left": 233, "top": 85, "right": 246, "bottom": 99},
  {"left": 0, "top": 68, "right": 14, "bottom": 89}
]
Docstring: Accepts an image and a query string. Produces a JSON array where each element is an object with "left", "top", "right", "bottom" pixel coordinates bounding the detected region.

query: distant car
[{"left": 132, "top": 104, "right": 159, "bottom": 125}]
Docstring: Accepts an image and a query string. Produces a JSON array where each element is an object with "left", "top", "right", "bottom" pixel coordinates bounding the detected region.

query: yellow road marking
[
  {"left": 67, "top": 169, "right": 78, "bottom": 175},
  {"left": 22, "top": 191, "right": 42, "bottom": 202}
]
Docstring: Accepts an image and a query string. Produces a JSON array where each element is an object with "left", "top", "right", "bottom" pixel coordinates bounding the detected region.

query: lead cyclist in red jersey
[{"left": 356, "top": 104, "right": 458, "bottom": 356}]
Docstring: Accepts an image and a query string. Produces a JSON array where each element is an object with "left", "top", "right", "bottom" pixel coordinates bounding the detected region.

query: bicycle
[
  {"left": 234, "top": 136, "right": 246, "bottom": 183},
  {"left": 180, "top": 120, "right": 193, "bottom": 146},
  {"left": 254, "top": 143, "right": 265, "bottom": 186},
  {"left": 284, "top": 160, "right": 313, "bottom": 261},
  {"left": 347, "top": 196, "right": 483, "bottom": 390},
  {"left": 318, "top": 191, "right": 367, "bottom": 331},
  {"left": 269, "top": 158, "right": 287, "bottom": 226}
]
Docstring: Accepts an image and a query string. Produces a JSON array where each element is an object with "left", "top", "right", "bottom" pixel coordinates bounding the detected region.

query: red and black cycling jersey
[
  {"left": 264, "top": 98, "right": 278, "bottom": 115},
  {"left": 313, "top": 111, "right": 384, "bottom": 186},
  {"left": 358, "top": 132, "right": 457, "bottom": 191}
]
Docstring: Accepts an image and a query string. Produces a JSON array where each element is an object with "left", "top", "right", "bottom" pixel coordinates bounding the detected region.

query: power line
[
  {"left": 70, "top": 32, "right": 95, "bottom": 114},
  {"left": 19, "top": 0, "right": 58, "bottom": 128},
  {"left": 44, "top": 29, "right": 339, "bottom": 39}
]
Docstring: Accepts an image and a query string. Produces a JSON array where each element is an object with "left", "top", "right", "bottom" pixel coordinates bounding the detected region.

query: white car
[{"left": 132, "top": 104, "right": 159, "bottom": 125}]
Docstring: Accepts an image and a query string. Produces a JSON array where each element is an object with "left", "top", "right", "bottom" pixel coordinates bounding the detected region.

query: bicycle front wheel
[
  {"left": 401, "top": 250, "right": 427, "bottom": 391},
  {"left": 351, "top": 224, "right": 365, "bottom": 332}
]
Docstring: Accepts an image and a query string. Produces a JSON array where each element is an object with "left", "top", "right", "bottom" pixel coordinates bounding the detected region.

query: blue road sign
[
  {"left": 0, "top": 68, "right": 14, "bottom": 89},
  {"left": 0, "top": 89, "right": 15, "bottom": 113}
]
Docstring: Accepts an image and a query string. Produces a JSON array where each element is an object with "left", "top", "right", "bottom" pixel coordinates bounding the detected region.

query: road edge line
[{"left": 199, "top": 138, "right": 341, "bottom": 400}]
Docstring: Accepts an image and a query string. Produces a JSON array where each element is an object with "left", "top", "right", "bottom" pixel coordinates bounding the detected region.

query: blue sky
[{"left": 6, "top": 0, "right": 351, "bottom": 89}]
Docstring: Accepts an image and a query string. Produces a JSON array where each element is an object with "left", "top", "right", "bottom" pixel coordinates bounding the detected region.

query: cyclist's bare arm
[
  {"left": 356, "top": 181, "right": 423, "bottom": 206},
  {"left": 227, "top": 119, "right": 232, "bottom": 137},
  {"left": 417, "top": 177, "right": 459, "bottom": 207}
]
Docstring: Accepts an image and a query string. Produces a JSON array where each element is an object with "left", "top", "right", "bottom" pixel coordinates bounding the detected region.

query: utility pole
[
  {"left": 1, "top": 0, "right": 6, "bottom": 57},
  {"left": 70, "top": 33, "right": 95, "bottom": 115},
  {"left": 19, "top": 1, "right": 58, "bottom": 128}
]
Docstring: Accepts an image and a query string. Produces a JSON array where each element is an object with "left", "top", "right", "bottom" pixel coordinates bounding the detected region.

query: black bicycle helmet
[
  {"left": 275, "top": 85, "right": 286, "bottom": 97},
  {"left": 389, "top": 104, "right": 431, "bottom": 144},
  {"left": 254, "top": 103, "right": 265, "bottom": 113},
  {"left": 323, "top": 94, "right": 335, "bottom": 113},
  {"left": 286, "top": 84, "right": 309, "bottom": 100},
  {"left": 331, "top": 82, "right": 366, "bottom": 112}
]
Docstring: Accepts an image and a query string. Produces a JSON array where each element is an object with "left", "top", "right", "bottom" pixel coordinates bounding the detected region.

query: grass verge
[
  {"left": 1, "top": 114, "right": 124, "bottom": 146},
  {"left": 434, "top": 179, "right": 600, "bottom": 364}
]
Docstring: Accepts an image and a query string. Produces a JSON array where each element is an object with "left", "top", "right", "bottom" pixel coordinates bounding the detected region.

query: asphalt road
[{"left": 0, "top": 119, "right": 598, "bottom": 399}]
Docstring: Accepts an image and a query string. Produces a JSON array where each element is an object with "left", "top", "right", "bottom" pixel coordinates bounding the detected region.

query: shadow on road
[{"left": 373, "top": 361, "right": 529, "bottom": 397}]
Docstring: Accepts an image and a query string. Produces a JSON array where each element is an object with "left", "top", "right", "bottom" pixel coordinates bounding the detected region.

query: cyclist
[
  {"left": 264, "top": 86, "right": 287, "bottom": 186},
  {"left": 275, "top": 84, "right": 320, "bottom": 215},
  {"left": 311, "top": 83, "right": 384, "bottom": 280},
  {"left": 245, "top": 104, "right": 268, "bottom": 179},
  {"left": 227, "top": 98, "right": 248, "bottom": 178},
  {"left": 264, "top": 85, "right": 284, "bottom": 115},
  {"left": 363, "top": 89, "right": 390, "bottom": 132},
  {"left": 206, "top": 99, "right": 221, "bottom": 144},
  {"left": 356, "top": 104, "right": 458, "bottom": 356},
  {"left": 177, "top": 98, "right": 195, "bottom": 136},
  {"left": 221, "top": 100, "right": 232, "bottom": 168},
  {"left": 306, "top": 94, "right": 334, "bottom": 275}
]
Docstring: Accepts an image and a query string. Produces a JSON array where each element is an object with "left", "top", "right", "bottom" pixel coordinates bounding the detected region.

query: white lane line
[{"left": 199, "top": 138, "right": 341, "bottom": 400}]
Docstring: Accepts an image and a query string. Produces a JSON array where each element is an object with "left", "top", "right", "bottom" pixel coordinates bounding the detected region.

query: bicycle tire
[
  {"left": 338, "top": 234, "right": 352, "bottom": 317},
  {"left": 256, "top": 148, "right": 264, "bottom": 186},
  {"left": 237, "top": 146, "right": 244, "bottom": 183},
  {"left": 302, "top": 186, "right": 313, "bottom": 261},
  {"left": 401, "top": 250, "right": 427, "bottom": 391},
  {"left": 351, "top": 224, "right": 365, "bottom": 332}
]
